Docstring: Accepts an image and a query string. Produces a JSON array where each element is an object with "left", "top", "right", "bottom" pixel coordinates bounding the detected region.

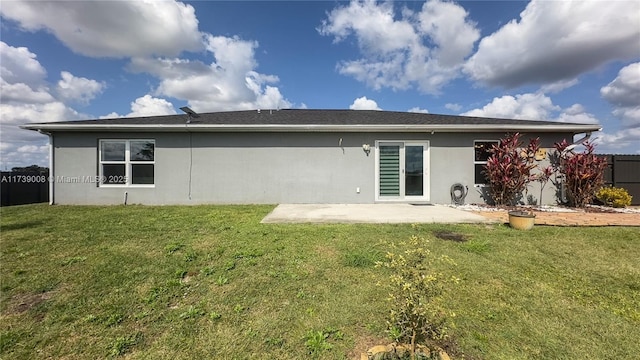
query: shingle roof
[{"left": 21, "top": 109, "right": 601, "bottom": 133}]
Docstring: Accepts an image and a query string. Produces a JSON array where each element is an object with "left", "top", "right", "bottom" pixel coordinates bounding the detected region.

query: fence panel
[
  {"left": 601, "top": 155, "right": 640, "bottom": 205},
  {"left": 0, "top": 171, "right": 49, "bottom": 206}
]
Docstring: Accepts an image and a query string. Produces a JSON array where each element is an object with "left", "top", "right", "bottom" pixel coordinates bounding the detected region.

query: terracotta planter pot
[{"left": 508, "top": 210, "right": 535, "bottom": 230}]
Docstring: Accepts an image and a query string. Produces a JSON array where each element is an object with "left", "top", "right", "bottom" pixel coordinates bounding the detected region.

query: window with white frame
[
  {"left": 474, "top": 140, "right": 498, "bottom": 185},
  {"left": 99, "top": 140, "right": 154, "bottom": 186}
]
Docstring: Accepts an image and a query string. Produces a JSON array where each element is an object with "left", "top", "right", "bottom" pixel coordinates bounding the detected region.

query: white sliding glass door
[{"left": 375, "top": 141, "right": 430, "bottom": 202}]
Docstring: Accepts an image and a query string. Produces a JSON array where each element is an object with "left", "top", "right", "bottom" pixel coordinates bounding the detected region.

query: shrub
[
  {"left": 376, "top": 235, "right": 458, "bottom": 358},
  {"left": 483, "top": 133, "right": 540, "bottom": 206},
  {"left": 553, "top": 140, "right": 607, "bottom": 208},
  {"left": 596, "top": 187, "right": 632, "bottom": 208}
]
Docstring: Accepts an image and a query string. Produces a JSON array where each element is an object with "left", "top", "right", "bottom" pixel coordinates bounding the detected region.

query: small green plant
[
  {"left": 174, "top": 269, "right": 187, "bottom": 279},
  {"left": 179, "top": 305, "right": 205, "bottom": 319},
  {"left": 265, "top": 337, "right": 285, "bottom": 347},
  {"left": 389, "top": 326, "right": 403, "bottom": 342},
  {"left": 462, "top": 240, "right": 490, "bottom": 254},
  {"left": 216, "top": 274, "right": 229, "bottom": 286},
  {"left": 323, "top": 327, "right": 344, "bottom": 340},
  {"left": 224, "top": 260, "right": 236, "bottom": 270},
  {"left": 305, "top": 307, "right": 315, "bottom": 316},
  {"left": 104, "top": 313, "right": 125, "bottom": 327},
  {"left": 200, "top": 266, "right": 215, "bottom": 276},
  {"left": 209, "top": 311, "right": 222, "bottom": 320},
  {"left": 164, "top": 243, "right": 184, "bottom": 255},
  {"left": 343, "top": 247, "right": 382, "bottom": 268},
  {"left": 109, "top": 333, "right": 141, "bottom": 357},
  {"left": 61, "top": 256, "right": 87, "bottom": 266},
  {"left": 376, "top": 235, "right": 459, "bottom": 359},
  {"left": 596, "top": 186, "right": 632, "bottom": 208},
  {"left": 184, "top": 251, "right": 197, "bottom": 262},
  {"left": 233, "top": 304, "right": 245, "bottom": 314},
  {"left": 304, "top": 330, "right": 333, "bottom": 356},
  {"left": 296, "top": 290, "right": 306, "bottom": 299}
]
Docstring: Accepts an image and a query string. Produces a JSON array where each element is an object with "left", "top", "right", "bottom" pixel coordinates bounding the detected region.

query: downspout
[
  {"left": 38, "top": 130, "right": 54, "bottom": 205},
  {"left": 562, "top": 132, "right": 591, "bottom": 155}
]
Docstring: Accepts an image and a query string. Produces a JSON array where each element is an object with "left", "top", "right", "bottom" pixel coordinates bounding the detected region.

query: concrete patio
[{"left": 261, "top": 203, "right": 494, "bottom": 224}]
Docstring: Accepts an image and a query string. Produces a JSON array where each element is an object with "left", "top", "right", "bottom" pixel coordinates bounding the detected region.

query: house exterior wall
[{"left": 50, "top": 131, "right": 569, "bottom": 205}]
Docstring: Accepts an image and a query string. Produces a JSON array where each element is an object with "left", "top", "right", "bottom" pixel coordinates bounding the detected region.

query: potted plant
[{"left": 508, "top": 210, "right": 535, "bottom": 230}]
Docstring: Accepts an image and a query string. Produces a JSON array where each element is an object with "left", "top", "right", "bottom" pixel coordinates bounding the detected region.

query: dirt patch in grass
[
  {"left": 5, "top": 290, "right": 55, "bottom": 315},
  {"left": 433, "top": 231, "right": 469, "bottom": 242},
  {"left": 315, "top": 244, "right": 338, "bottom": 259},
  {"left": 347, "top": 333, "right": 389, "bottom": 360}
]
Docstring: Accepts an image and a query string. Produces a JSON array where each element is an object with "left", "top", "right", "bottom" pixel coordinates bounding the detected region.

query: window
[
  {"left": 474, "top": 140, "right": 498, "bottom": 185},
  {"left": 99, "top": 140, "right": 154, "bottom": 186}
]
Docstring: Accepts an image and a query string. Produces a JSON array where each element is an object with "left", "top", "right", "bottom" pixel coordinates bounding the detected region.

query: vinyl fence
[
  {"left": 1, "top": 171, "right": 49, "bottom": 206},
  {"left": 601, "top": 155, "right": 640, "bottom": 205}
]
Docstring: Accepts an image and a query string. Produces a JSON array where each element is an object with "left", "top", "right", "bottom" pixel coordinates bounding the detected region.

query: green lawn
[{"left": 1, "top": 204, "right": 639, "bottom": 359}]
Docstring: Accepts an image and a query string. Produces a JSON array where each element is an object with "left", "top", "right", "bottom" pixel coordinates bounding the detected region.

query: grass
[{"left": 1, "top": 204, "right": 639, "bottom": 359}]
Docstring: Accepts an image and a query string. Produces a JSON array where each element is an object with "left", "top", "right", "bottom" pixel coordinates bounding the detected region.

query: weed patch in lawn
[
  {"left": 109, "top": 332, "right": 142, "bottom": 357},
  {"left": 61, "top": 256, "right": 87, "bottom": 266},
  {"left": 460, "top": 240, "right": 490, "bottom": 254},
  {"left": 343, "top": 246, "right": 382, "bottom": 268},
  {"left": 179, "top": 305, "right": 205, "bottom": 320},
  {"left": 304, "top": 330, "right": 333, "bottom": 356}
]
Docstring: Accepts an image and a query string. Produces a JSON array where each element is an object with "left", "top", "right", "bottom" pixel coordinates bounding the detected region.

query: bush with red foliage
[
  {"left": 552, "top": 140, "right": 607, "bottom": 208},
  {"left": 483, "top": 133, "right": 540, "bottom": 206}
]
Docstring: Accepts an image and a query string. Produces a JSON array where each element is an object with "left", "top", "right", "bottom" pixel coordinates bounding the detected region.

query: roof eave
[{"left": 20, "top": 123, "right": 602, "bottom": 133}]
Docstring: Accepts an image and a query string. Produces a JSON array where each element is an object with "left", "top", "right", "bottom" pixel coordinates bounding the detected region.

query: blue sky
[{"left": 1, "top": 0, "right": 639, "bottom": 169}]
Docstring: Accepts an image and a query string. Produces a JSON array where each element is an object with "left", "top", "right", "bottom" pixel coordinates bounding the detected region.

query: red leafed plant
[
  {"left": 552, "top": 140, "right": 607, "bottom": 208},
  {"left": 483, "top": 133, "right": 540, "bottom": 206}
]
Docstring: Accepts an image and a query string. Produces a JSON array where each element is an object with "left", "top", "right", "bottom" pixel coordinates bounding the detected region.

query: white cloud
[
  {"left": 56, "top": 71, "right": 105, "bottom": 104},
  {"left": 600, "top": 62, "right": 640, "bottom": 128},
  {"left": 408, "top": 107, "right": 429, "bottom": 113},
  {"left": 319, "top": 0, "right": 417, "bottom": 55},
  {"left": 1, "top": 81, "right": 54, "bottom": 104},
  {"left": 349, "top": 96, "right": 381, "bottom": 110},
  {"left": 445, "top": 103, "right": 461, "bottom": 112},
  {"left": 594, "top": 128, "right": 640, "bottom": 155},
  {"left": 130, "top": 35, "right": 292, "bottom": 112},
  {"left": 0, "top": 42, "right": 85, "bottom": 169},
  {"left": 0, "top": 101, "right": 83, "bottom": 169},
  {"left": 540, "top": 79, "right": 579, "bottom": 94},
  {"left": 98, "top": 95, "right": 176, "bottom": 118},
  {"left": 465, "top": 0, "right": 640, "bottom": 88},
  {"left": 128, "top": 95, "right": 176, "bottom": 117},
  {"left": 416, "top": 0, "right": 479, "bottom": 66},
  {"left": 0, "top": 41, "right": 46, "bottom": 87},
  {"left": 461, "top": 91, "right": 638, "bottom": 152},
  {"left": 462, "top": 93, "right": 559, "bottom": 120},
  {"left": 0, "top": 0, "right": 202, "bottom": 58},
  {"left": 462, "top": 92, "right": 600, "bottom": 125},
  {"left": 99, "top": 112, "right": 120, "bottom": 120},
  {"left": 319, "top": 0, "right": 479, "bottom": 94},
  {"left": 555, "top": 104, "right": 599, "bottom": 124}
]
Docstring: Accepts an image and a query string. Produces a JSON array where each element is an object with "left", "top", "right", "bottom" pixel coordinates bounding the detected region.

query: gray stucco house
[{"left": 22, "top": 109, "right": 601, "bottom": 205}]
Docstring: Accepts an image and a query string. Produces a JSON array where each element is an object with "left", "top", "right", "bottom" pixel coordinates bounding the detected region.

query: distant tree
[{"left": 11, "top": 165, "right": 49, "bottom": 173}]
